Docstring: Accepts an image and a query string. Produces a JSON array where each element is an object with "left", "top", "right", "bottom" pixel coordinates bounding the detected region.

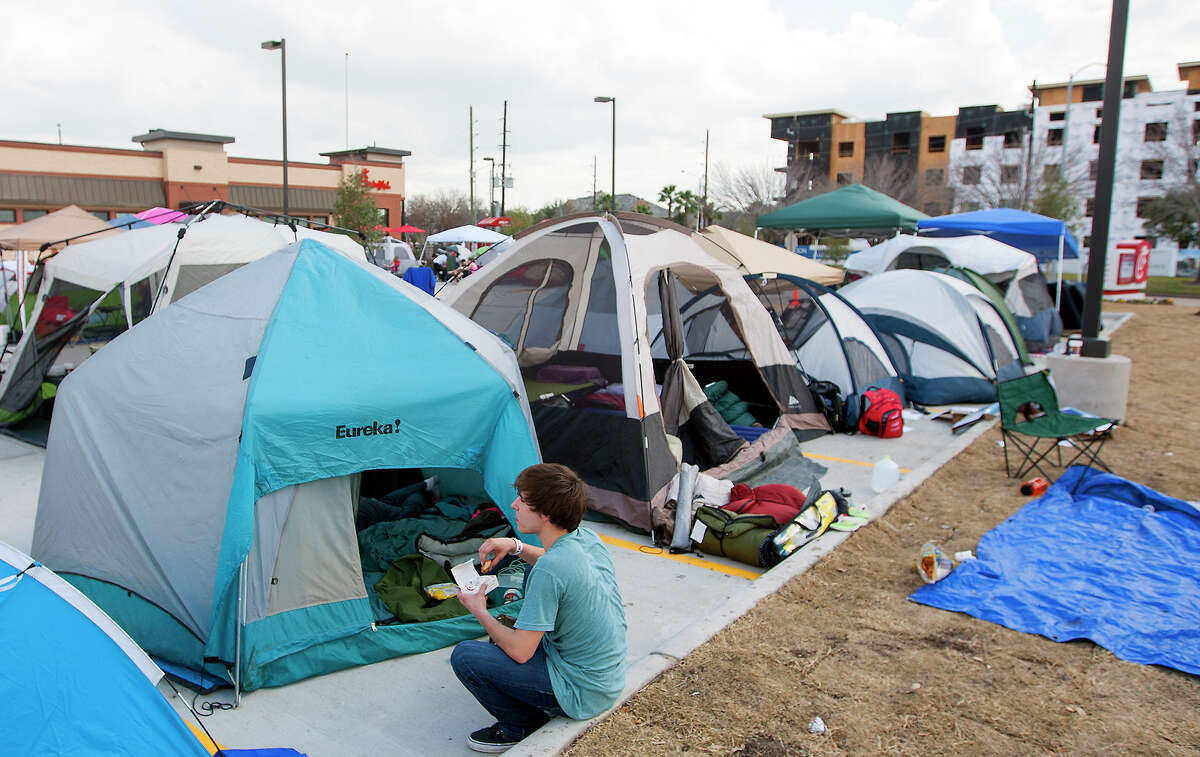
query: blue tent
[
  {"left": 916, "top": 208, "right": 1080, "bottom": 263},
  {"left": 33, "top": 239, "right": 542, "bottom": 693},
  {"left": 0, "top": 541, "right": 211, "bottom": 756},
  {"left": 108, "top": 213, "right": 156, "bottom": 230}
]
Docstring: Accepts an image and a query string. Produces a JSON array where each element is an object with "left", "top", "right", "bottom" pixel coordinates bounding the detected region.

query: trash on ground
[
  {"left": 807, "top": 716, "right": 827, "bottom": 734},
  {"left": 916, "top": 542, "right": 954, "bottom": 583}
]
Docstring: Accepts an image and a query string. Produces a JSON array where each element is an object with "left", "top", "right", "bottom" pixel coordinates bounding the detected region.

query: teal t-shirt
[{"left": 515, "top": 527, "right": 627, "bottom": 719}]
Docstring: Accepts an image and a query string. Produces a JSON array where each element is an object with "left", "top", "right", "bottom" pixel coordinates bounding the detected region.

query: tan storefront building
[{"left": 0, "top": 129, "right": 408, "bottom": 229}]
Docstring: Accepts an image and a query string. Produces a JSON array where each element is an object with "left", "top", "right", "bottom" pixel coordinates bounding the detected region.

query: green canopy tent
[{"left": 757, "top": 184, "right": 928, "bottom": 235}]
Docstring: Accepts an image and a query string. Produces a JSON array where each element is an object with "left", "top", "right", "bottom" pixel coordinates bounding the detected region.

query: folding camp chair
[{"left": 997, "top": 369, "right": 1115, "bottom": 481}]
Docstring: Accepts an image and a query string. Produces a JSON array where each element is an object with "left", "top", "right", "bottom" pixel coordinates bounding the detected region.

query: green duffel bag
[{"left": 694, "top": 505, "right": 776, "bottom": 567}]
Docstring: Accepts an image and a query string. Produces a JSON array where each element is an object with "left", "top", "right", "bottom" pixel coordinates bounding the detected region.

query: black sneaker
[{"left": 467, "top": 723, "right": 522, "bottom": 753}]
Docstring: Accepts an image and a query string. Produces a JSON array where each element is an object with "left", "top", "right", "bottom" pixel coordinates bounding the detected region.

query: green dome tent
[{"left": 756, "top": 184, "right": 928, "bottom": 234}]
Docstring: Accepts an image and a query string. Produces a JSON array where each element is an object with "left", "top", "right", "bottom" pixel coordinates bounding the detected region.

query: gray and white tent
[
  {"left": 442, "top": 212, "right": 828, "bottom": 539},
  {"left": 0, "top": 214, "right": 364, "bottom": 427},
  {"left": 841, "top": 270, "right": 1025, "bottom": 405},
  {"left": 32, "top": 239, "right": 540, "bottom": 694}
]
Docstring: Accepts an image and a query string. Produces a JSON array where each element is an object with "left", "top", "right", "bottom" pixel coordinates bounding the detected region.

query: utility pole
[
  {"left": 484, "top": 157, "right": 496, "bottom": 216},
  {"left": 701, "top": 129, "right": 710, "bottom": 229},
  {"left": 344, "top": 52, "right": 349, "bottom": 149},
  {"left": 469, "top": 106, "right": 476, "bottom": 222},
  {"left": 592, "top": 156, "right": 598, "bottom": 210},
  {"left": 1023, "top": 79, "right": 1037, "bottom": 209},
  {"left": 499, "top": 101, "right": 509, "bottom": 215}
]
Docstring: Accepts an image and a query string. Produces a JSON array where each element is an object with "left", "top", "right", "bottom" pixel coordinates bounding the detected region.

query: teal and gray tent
[
  {"left": 743, "top": 274, "right": 904, "bottom": 426},
  {"left": 841, "top": 270, "right": 1025, "bottom": 405},
  {"left": 938, "top": 266, "right": 1032, "bottom": 365},
  {"left": 32, "top": 239, "right": 540, "bottom": 694},
  {"left": 0, "top": 541, "right": 210, "bottom": 756},
  {"left": 0, "top": 214, "right": 365, "bottom": 429},
  {"left": 442, "top": 212, "right": 827, "bottom": 541}
]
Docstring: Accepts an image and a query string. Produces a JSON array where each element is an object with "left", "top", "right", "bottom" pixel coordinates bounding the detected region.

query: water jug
[{"left": 871, "top": 455, "right": 900, "bottom": 493}]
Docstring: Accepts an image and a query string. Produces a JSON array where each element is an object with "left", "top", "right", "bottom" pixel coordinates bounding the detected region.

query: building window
[
  {"left": 1043, "top": 164, "right": 1061, "bottom": 182},
  {"left": 1140, "top": 160, "right": 1164, "bottom": 180},
  {"left": 1123, "top": 81, "right": 1137, "bottom": 99},
  {"left": 966, "top": 128, "right": 984, "bottom": 150},
  {"left": 1085, "top": 198, "right": 1095, "bottom": 217},
  {"left": 313, "top": 215, "right": 329, "bottom": 225},
  {"left": 925, "top": 168, "right": 944, "bottom": 185},
  {"left": 376, "top": 207, "right": 389, "bottom": 226},
  {"left": 1082, "top": 83, "right": 1103, "bottom": 102},
  {"left": 21, "top": 209, "right": 48, "bottom": 221},
  {"left": 838, "top": 141, "right": 854, "bottom": 157},
  {"left": 1047, "top": 128, "right": 1064, "bottom": 146},
  {"left": 1093, "top": 125, "right": 1102, "bottom": 144},
  {"left": 1049, "top": 111, "right": 1065, "bottom": 122},
  {"left": 891, "top": 132, "right": 911, "bottom": 155},
  {"left": 924, "top": 202, "right": 943, "bottom": 216},
  {"left": 962, "top": 166, "right": 982, "bottom": 185},
  {"left": 1083, "top": 235, "right": 1092, "bottom": 248},
  {"left": 1003, "top": 130, "right": 1021, "bottom": 148},
  {"left": 795, "top": 139, "right": 820, "bottom": 161},
  {"left": 1089, "top": 160, "right": 1099, "bottom": 181},
  {"left": 1000, "top": 165, "right": 1020, "bottom": 184},
  {"left": 1193, "top": 119, "right": 1200, "bottom": 144},
  {"left": 0, "top": 209, "right": 15, "bottom": 223},
  {"left": 1136, "top": 197, "right": 1160, "bottom": 217},
  {"left": 89, "top": 210, "right": 108, "bottom": 220},
  {"left": 927, "top": 135, "right": 946, "bottom": 153},
  {"left": 1195, "top": 101, "right": 1200, "bottom": 112},
  {"left": 1144, "top": 122, "right": 1168, "bottom": 142},
  {"left": 836, "top": 172, "right": 852, "bottom": 186}
]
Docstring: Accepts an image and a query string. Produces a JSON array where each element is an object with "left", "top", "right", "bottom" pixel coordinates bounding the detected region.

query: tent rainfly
[
  {"left": 756, "top": 184, "right": 929, "bottom": 234},
  {"left": 693, "top": 225, "right": 844, "bottom": 285},
  {"left": 0, "top": 204, "right": 124, "bottom": 253},
  {"left": 443, "top": 212, "right": 828, "bottom": 540},
  {"left": 33, "top": 239, "right": 540, "bottom": 694}
]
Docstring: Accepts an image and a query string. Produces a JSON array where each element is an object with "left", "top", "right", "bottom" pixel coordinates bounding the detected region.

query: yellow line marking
[
  {"left": 598, "top": 533, "right": 762, "bottom": 580},
  {"left": 804, "top": 452, "right": 912, "bottom": 474}
]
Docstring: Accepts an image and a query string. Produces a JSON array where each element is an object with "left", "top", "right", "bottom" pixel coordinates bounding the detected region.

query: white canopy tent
[{"left": 425, "top": 225, "right": 510, "bottom": 244}]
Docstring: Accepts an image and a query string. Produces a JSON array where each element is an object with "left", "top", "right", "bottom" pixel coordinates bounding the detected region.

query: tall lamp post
[
  {"left": 483, "top": 157, "right": 496, "bottom": 216},
  {"left": 261, "top": 38, "right": 289, "bottom": 216},
  {"left": 1062, "top": 62, "right": 1105, "bottom": 161},
  {"left": 594, "top": 96, "right": 615, "bottom": 209}
]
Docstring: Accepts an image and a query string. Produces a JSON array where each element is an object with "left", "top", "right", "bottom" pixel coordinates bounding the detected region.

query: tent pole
[
  {"left": 235, "top": 560, "right": 246, "bottom": 708},
  {"left": 1055, "top": 232, "right": 1064, "bottom": 311}
]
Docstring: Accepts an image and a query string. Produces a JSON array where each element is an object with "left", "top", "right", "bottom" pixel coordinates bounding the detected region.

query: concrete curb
[{"left": 510, "top": 417, "right": 998, "bottom": 756}]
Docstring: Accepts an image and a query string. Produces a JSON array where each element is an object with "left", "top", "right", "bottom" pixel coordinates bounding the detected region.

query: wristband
[{"left": 513, "top": 538, "right": 523, "bottom": 556}]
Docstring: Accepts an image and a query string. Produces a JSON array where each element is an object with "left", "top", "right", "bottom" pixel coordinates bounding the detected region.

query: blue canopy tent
[{"left": 916, "top": 208, "right": 1081, "bottom": 307}]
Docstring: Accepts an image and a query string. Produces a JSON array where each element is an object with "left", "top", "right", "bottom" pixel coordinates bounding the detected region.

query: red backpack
[{"left": 858, "top": 387, "right": 903, "bottom": 438}]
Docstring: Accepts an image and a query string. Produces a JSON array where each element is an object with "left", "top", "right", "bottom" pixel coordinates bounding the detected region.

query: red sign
[{"left": 359, "top": 168, "right": 392, "bottom": 191}]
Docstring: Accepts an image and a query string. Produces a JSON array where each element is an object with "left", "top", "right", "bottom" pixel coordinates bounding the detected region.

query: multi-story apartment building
[
  {"left": 0, "top": 129, "right": 410, "bottom": 230},
  {"left": 767, "top": 60, "right": 1200, "bottom": 262}
]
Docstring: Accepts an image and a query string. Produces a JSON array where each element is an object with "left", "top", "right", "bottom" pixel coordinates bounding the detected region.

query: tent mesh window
[
  {"left": 127, "top": 271, "right": 165, "bottom": 325},
  {"left": 578, "top": 238, "right": 621, "bottom": 358},
  {"left": 469, "top": 259, "right": 574, "bottom": 353},
  {"left": 844, "top": 338, "right": 893, "bottom": 389},
  {"left": 43, "top": 279, "right": 123, "bottom": 344}
]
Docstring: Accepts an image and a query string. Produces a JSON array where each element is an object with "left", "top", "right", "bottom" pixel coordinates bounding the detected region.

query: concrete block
[{"left": 1045, "top": 353, "right": 1131, "bottom": 422}]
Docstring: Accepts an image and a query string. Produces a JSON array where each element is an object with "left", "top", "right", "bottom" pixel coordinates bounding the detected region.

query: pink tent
[{"left": 135, "top": 207, "right": 188, "bottom": 224}]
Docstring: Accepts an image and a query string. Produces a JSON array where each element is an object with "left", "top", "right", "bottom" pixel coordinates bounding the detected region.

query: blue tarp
[
  {"left": 917, "top": 208, "right": 1080, "bottom": 263},
  {"left": 911, "top": 467, "right": 1200, "bottom": 675}
]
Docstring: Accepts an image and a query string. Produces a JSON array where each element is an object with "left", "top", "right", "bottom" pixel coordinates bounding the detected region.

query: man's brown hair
[{"left": 514, "top": 463, "right": 589, "bottom": 531}]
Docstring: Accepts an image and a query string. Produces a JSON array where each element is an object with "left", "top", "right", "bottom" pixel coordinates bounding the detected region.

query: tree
[
  {"left": 404, "top": 190, "right": 473, "bottom": 233},
  {"left": 594, "top": 192, "right": 616, "bottom": 212},
  {"left": 1031, "top": 175, "right": 1085, "bottom": 239},
  {"left": 672, "top": 189, "right": 700, "bottom": 226},
  {"left": 862, "top": 155, "right": 918, "bottom": 206},
  {"left": 633, "top": 201, "right": 653, "bottom": 215},
  {"left": 332, "top": 170, "right": 383, "bottom": 245},
  {"left": 709, "top": 162, "right": 793, "bottom": 236},
  {"left": 657, "top": 185, "right": 680, "bottom": 218}
]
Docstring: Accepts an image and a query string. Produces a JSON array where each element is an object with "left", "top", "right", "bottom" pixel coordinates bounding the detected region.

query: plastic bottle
[{"left": 871, "top": 455, "right": 900, "bottom": 493}]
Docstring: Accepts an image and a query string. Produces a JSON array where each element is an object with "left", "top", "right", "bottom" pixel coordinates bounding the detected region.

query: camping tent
[
  {"left": 0, "top": 541, "right": 211, "bottom": 756},
  {"left": 693, "top": 225, "right": 844, "bottom": 285},
  {"left": 425, "top": 225, "right": 510, "bottom": 244},
  {"left": 940, "top": 267, "right": 1035, "bottom": 363},
  {"left": 0, "top": 214, "right": 366, "bottom": 427},
  {"left": 756, "top": 184, "right": 928, "bottom": 234},
  {"left": 32, "top": 239, "right": 541, "bottom": 693},
  {"left": 0, "top": 204, "right": 124, "bottom": 253},
  {"left": 841, "top": 270, "right": 1025, "bottom": 405},
  {"left": 844, "top": 234, "right": 1060, "bottom": 353},
  {"left": 744, "top": 275, "right": 904, "bottom": 426},
  {"left": 442, "top": 212, "right": 828, "bottom": 538}
]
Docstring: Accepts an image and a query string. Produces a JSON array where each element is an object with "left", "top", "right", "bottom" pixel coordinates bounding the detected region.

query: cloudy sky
[{"left": 6, "top": 0, "right": 1198, "bottom": 210}]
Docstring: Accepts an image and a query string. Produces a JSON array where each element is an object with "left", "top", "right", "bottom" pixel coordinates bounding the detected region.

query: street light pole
[
  {"left": 261, "top": 38, "right": 289, "bottom": 216},
  {"left": 1062, "top": 62, "right": 1105, "bottom": 169},
  {"left": 483, "top": 157, "right": 496, "bottom": 216},
  {"left": 594, "top": 96, "right": 615, "bottom": 208}
]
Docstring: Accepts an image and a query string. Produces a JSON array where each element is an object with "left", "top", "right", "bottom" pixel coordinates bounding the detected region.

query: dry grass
[{"left": 566, "top": 303, "right": 1200, "bottom": 757}]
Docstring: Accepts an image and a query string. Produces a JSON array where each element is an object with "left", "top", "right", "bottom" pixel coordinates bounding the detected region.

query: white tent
[
  {"left": 694, "top": 225, "right": 844, "bottom": 285},
  {"left": 0, "top": 215, "right": 365, "bottom": 426},
  {"left": 425, "top": 225, "right": 510, "bottom": 244},
  {"left": 844, "top": 234, "right": 1039, "bottom": 282}
]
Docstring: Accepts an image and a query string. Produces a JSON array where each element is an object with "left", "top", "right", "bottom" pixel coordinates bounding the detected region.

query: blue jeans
[{"left": 451, "top": 640, "right": 567, "bottom": 738}]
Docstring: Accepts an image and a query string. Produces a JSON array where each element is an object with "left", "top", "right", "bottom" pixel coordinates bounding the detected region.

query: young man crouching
[{"left": 452, "top": 463, "right": 627, "bottom": 753}]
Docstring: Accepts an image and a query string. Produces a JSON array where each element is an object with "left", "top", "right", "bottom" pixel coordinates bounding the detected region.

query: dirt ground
[{"left": 566, "top": 303, "right": 1200, "bottom": 757}]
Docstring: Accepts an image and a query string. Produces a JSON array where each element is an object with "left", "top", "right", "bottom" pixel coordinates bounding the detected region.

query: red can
[{"left": 1020, "top": 477, "right": 1049, "bottom": 496}]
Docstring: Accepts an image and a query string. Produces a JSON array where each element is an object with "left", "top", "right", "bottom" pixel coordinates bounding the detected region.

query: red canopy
[
  {"left": 376, "top": 224, "right": 426, "bottom": 234},
  {"left": 477, "top": 216, "right": 512, "bottom": 228}
]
